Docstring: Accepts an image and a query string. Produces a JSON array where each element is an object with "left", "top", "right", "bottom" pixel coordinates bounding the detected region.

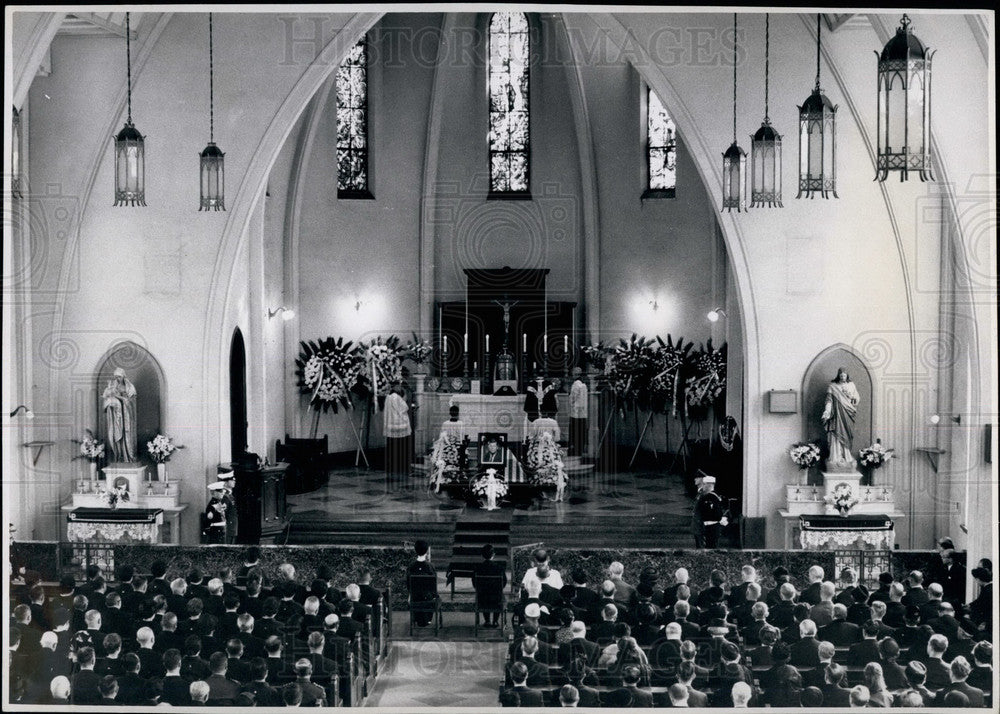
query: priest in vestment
[
  {"left": 568, "top": 368, "right": 588, "bottom": 456},
  {"left": 384, "top": 385, "right": 412, "bottom": 475}
]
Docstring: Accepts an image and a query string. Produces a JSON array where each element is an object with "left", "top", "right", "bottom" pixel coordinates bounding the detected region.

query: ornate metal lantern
[
  {"left": 750, "top": 14, "right": 782, "bottom": 207},
  {"left": 798, "top": 15, "right": 838, "bottom": 199},
  {"left": 199, "top": 13, "right": 225, "bottom": 210},
  {"left": 875, "top": 14, "right": 934, "bottom": 182},
  {"left": 113, "top": 13, "right": 145, "bottom": 206},
  {"left": 722, "top": 14, "right": 747, "bottom": 213}
]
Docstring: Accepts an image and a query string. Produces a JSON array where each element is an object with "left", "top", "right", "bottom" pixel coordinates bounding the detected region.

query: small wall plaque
[{"left": 768, "top": 390, "right": 798, "bottom": 414}]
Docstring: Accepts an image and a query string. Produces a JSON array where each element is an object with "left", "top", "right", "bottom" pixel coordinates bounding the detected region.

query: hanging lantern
[
  {"left": 11, "top": 105, "right": 22, "bottom": 198},
  {"left": 722, "top": 13, "right": 747, "bottom": 213},
  {"left": 798, "top": 15, "right": 838, "bottom": 199},
  {"left": 199, "top": 13, "right": 225, "bottom": 211},
  {"left": 113, "top": 13, "right": 145, "bottom": 206},
  {"left": 875, "top": 14, "right": 934, "bottom": 182},
  {"left": 750, "top": 14, "right": 782, "bottom": 207}
]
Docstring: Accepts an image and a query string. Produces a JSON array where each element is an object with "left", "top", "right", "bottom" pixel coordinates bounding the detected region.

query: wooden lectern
[{"left": 233, "top": 461, "right": 288, "bottom": 544}]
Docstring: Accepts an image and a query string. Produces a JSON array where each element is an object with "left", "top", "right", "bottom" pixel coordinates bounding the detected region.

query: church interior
[{"left": 4, "top": 7, "right": 996, "bottom": 709}]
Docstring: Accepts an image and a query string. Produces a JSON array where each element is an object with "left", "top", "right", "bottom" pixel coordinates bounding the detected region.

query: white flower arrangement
[
  {"left": 74, "top": 429, "right": 105, "bottom": 462},
  {"left": 789, "top": 441, "right": 822, "bottom": 469},
  {"left": 429, "top": 433, "right": 464, "bottom": 490},
  {"left": 825, "top": 483, "right": 859, "bottom": 516},
  {"left": 295, "top": 337, "right": 364, "bottom": 413},
  {"left": 471, "top": 469, "right": 508, "bottom": 499},
  {"left": 147, "top": 434, "right": 183, "bottom": 463},
  {"left": 859, "top": 439, "right": 894, "bottom": 469},
  {"left": 526, "top": 432, "right": 567, "bottom": 488}
]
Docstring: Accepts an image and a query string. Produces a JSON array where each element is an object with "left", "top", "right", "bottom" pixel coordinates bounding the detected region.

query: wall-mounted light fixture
[
  {"left": 930, "top": 413, "right": 961, "bottom": 425},
  {"left": 267, "top": 307, "right": 295, "bottom": 321},
  {"left": 8, "top": 405, "right": 34, "bottom": 419},
  {"left": 648, "top": 300, "right": 660, "bottom": 311},
  {"left": 707, "top": 307, "right": 727, "bottom": 323},
  {"left": 354, "top": 300, "right": 365, "bottom": 312}
]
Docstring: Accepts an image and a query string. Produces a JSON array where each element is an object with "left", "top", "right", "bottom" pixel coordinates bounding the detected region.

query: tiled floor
[
  {"left": 286, "top": 467, "right": 694, "bottom": 524},
  {"left": 365, "top": 640, "right": 507, "bottom": 708}
]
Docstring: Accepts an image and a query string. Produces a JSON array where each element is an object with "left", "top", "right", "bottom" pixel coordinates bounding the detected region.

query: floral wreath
[
  {"left": 295, "top": 337, "right": 365, "bottom": 413},
  {"left": 471, "top": 469, "right": 508, "bottom": 499},
  {"left": 650, "top": 334, "right": 693, "bottom": 415},
  {"left": 430, "top": 432, "right": 465, "bottom": 488},
  {"left": 825, "top": 483, "right": 859, "bottom": 515},
  {"left": 358, "top": 335, "right": 405, "bottom": 406},
  {"left": 526, "top": 432, "right": 567, "bottom": 487},
  {"left": 604, "top": 335, "right": 658, "bottom": 411},
  {"left": 684, "top": 339, "right": 727, "bottom": 419}
]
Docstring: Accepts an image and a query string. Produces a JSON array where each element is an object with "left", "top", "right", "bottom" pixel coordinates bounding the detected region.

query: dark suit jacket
[
  {"left": 70, "top": 669, "right": 102, "bottom": 704},
  {"left": 934, "top": 681, "right": 985, "bottom": 708},
  {"left": 803, "top": 663, "right": 833, "bottom": 689},
  {"left": 846, "top": 602, "right": 872, "bottom": 625},
  {"left": 155, "top": 629, "right": 184, "bottom": 654},
  {"left": 788, "top": 636, "right": 822, "bottom": 668},
  {"left": 818, "top": 619, "right": 862, "bottom": 646},
  {"left": 571, "top": 587, "right": 602, "bottom": 623},
  {"left": 322, "top": 633, "right": 352, "bottom": 673},
  {"left": 226, "top": 657, "right": 252, "bottom": 683},
  {"left": 180, "top": 654, "right": 211, "bottom": 681},
  {"left": 161, "top": 674, "right": 192, "bottom": 706},
  {"left": 923, "top": 657, "right": 951, "bottom": 690},
  {"left": 880, "top": 657, "right": 909, "bottom": 689},
  {"left": 507, "top": 684, "right": 544, "bottom": 707},
  {"left": 240, "top": 680, "right": 280, "bottom": 707},
  {"left": 234, "top": 631, "right": 266, "bottom": 659},
  {"left": 647, "top": 638, "right": 682, "bottom": 670},
  {"left": 847, "top": 638, "right": 881, "bottom": 667},
  {"left": 767, "top": 600, "right": 797, "bottom": 629},
  {"left": 205, "top": 673, "right": 241, "bottom": 703},
  {"left": 295, "top": 678, "right": 327, "bottom": 706},
  {"left": 115, "top": 672, "right": 146, "bottom": 705},
  {"left": 358, "top": 583, "right": 382, "bottom": 607},
  {"left": 572, "top": 683, "right": 602, "bottom": 708},
  {"left": 338, "top": 617, "right": 363, "bottom": 642},
  {"left": 819, "top": 683, "right": 852, "bottom": 708},
  {"left": 684, "top": 685, "right": 709, "bottom": 708},
  {"left": 602, "top": 685, "right": 654, "bottom": 707},
  {"left": 800, "top": 582, "right": 823, "bottom": 606},
  {"left": 902, "top": 586, "right": 929, "bottom": 608},
  {"left": 306, "top": 652, "right": 339, "bottom": 683},
  {"left": 252, "top": 617, "right": 284, "bottom": 642}
]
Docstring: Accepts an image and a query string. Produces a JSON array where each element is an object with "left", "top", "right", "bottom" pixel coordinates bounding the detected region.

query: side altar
[{"left": 62, "top": 463, "right": 187, "bottom": 545}]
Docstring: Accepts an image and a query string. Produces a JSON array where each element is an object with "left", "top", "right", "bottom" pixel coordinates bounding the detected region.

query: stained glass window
[
  {"left": 337, "top": 41, "right": 369, "bottom": 196},
  {"left": 647, "top": 87, "right": 677, "bottom": 195},
  {"left": 488, "top": 12, "right": 530, "bottom": 196}
]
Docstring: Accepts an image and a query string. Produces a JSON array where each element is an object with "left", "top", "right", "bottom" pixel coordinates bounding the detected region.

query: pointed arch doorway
[{"left": 229, "top": 329, "right": 248, "bottom": 461}]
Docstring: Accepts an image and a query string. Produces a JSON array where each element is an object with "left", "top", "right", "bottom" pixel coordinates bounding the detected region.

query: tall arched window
[
  {"left": 646, "top": 87, "right": 677, "bottom": 196},
  {"left": 337, "top": 40, "right": 370, "bottom": 198},
  {"left": 488, "top": 12, "right": 530, "bottom": 197}
]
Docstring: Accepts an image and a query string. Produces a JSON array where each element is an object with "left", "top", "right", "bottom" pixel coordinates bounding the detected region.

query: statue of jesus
[
  {"left": 103, "top": 368, "right": 138, "bottom": 463},
  {"left": 821, "top": 367, "right": 860, "bottom": 471}
]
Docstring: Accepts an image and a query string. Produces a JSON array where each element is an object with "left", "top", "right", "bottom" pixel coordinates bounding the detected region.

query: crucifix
[{"left": 492, "top": 297, "right": 519, "bottom": 349}]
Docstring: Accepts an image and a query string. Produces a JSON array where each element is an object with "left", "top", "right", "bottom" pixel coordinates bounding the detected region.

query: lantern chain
[
  {"left": 732, "top": 13, "right": 738, "bottom": 143},
  {"left": 815, "top": 14, "right": 821, "bottom": 91},
  {"left": 125, "top": 12, "right": 133, "bottom": 123},
  {"left": 764, "top": 13, "right": 770, "bottom": 123},
  {"left": 209, "top": 13, "right": 214, "bottom": 143}
]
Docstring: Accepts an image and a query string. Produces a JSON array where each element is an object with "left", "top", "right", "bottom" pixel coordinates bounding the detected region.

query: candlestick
[
  {"left": 473, "top": 361, "right": 478, "bottom": 373},
  {"left": 486, "top": 334, "right": 490, "bottom": 353},
  {"left": 464, "top": 333, "right": 468, "bottom": 353},
  {"left": 523, "top": 333, "right": 527, "bottom": 352},
  {"left": 443, "top": 336, "right": 448, "bottom": 354},
  {"left": 533, "top": 361, "right": 537, "bottom": 372},
  {"left": 564, "top": 334, "right": 568, "bottom": 354},
  {"left": 543, "top": 334, "right": 548, "bottom": 351}
]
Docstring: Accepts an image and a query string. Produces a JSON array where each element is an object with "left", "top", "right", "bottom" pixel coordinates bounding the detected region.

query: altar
[
  {"left": 416, "top": 392, "right": 570, "bottom": 451},
  {"left": 66, "top": 507, "right": 164, "bottom": 573}
]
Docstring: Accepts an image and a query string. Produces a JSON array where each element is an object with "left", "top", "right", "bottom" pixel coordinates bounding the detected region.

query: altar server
[
  {"left": 384, "top": 385, "right": 413, "bottom": 475},
  {"left": 569, "top": 368, "right": 588, "bottom": 456}
]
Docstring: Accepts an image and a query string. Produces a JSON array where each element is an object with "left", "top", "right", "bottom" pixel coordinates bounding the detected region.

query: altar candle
[
  {"left": 464, "top": 333, "right": 468, "bottom": 353},
  {"left": 474, "top": 361, "right": 478, "bottom": 372},
  {"left": 564, "top": 335, "right": 568, "bottom": 355},
  {"left": 523, "top": 333, "right": 527, "bottom": 352},
  {"left": 533, "top": 361, "right": 537, "bottom": 371},
  {"left": 485, "top": 334, "right": 490, "bottom": 353},
  {"left": 443, "top": 336, "right": 448, "bottom": 354}
]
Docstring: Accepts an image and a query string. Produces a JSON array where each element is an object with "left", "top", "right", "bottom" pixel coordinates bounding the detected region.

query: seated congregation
[
  {"left": 8, "top": 548, "right": 389, "bottom": 707},
  {"left": 500, "top": 550, "right": 994, "bottom": 708}
]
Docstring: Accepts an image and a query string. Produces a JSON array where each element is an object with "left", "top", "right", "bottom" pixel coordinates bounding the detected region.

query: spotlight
[
  {"left": 267, "top": 307, "right": 295, "bottom": 321},
  {"left": 707, "top": 308, "right": 726, "bottom": 323}
]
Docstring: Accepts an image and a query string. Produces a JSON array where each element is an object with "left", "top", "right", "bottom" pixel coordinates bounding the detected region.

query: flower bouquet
[
  {"left": 358, "top": 336, "right": 405, "bottom": 407},
  {"left": 403, "top": 332, "right": 433, "bottom": 372},
  {"left": 429, "top": 433, "right": 464, "bottom": 492},
  {"left": 147, "top": 434, "right": 183, "bottom": 463},
  {"left": 859, "top": 439, "right": 894, "bottom": 469},
  {"left": 684, "top": 339, "right": 727, "bottom": 421},
  {"left": 526, "top": 432, "right": 566, "bottom": 488},
  {"left": 73, "top": 429, "right": 105, "bottom": 480},
  {"left": 471, "top": 468, "right": 508, "bottom": 510},
  {"left": 295, "top": 337, "right": 365, "bottom": 414},
  {"left": 789, "top": 441, "right": 822, "bottom": 470},
  {"left": 825, "top": 483, "right": 859, "bottom": 517}
]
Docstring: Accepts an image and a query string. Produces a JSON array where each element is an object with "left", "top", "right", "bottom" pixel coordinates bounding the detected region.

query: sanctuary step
[
  {"left": 510, "top": 514, "right": 692, "bottom": 549},
  {"left": 447, "top": 516, "right": 512, "bottom": 599},
  {"left": 283, "top": 518, "right": 453, "bottom": 550}
]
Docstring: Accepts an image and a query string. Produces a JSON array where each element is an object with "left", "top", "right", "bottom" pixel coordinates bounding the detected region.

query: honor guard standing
[
  {"left": 692, "top": 475, "right": 728, "bottom": 548},
  {"left": 203, "top": 481, "right": 229, "bottom": 544}
]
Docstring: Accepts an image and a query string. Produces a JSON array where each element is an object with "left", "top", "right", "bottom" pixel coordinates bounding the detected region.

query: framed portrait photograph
[{"left": 477, "top": 432, "right": 507, "bottom": 469}]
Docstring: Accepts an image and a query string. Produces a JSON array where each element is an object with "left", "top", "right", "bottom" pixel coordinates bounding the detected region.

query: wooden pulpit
[{"left": 233, "top": 461, "right": 288, "bottom": 544}]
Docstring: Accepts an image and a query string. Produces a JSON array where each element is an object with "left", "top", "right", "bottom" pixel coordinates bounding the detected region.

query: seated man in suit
[
  {"left": 788, "top": 619, "right": 822, "bottom": 668},
  {"left": 847, "top": 620, "right": 883, "bottom": 667},
  {"left": 923, "top": 633, "right": 953, "bottom": 690},
  {"left": 516, "top": 636, "right": 551, "bottom": 686},
  {"left": 800, "top": 565, "right": 827, "bottom": 606},
  {"left": 240, "top": 657, "right": 280, "bottom": 707},
  {"left": 934, "top": 656, "right": 985, "bottom": 708},
  {"left": 966, "top": 641, "right": 992, "bottom": 693},
  {"left": 406, "top": 540, "right": 437, "bottom": 627},
  {"left": 817, "top": 603, "right": 861, "bottom": 647},
  {"left": 802, "top": 640, "right": 837, "bottom": 689},
  {"left": 558, "top": 621, "right": 599, "bottom": 669},
  {"left": 902, "top": 570, "right": 930, "bottom": 608},
  {"left": 504, "top": 661, "right": 543, "bottom": 707},
  {"left": 601, "top": 665, "right": 653, "bottom": 708},
  {"left": 563, "top": 656, "right": 601, "bottom": 707},
  {"left": 205, "top": 651, "right": 242, "bottom": 705},
  {"left": 876, "top": 637, "right": 909, "bottom": 690},
  {"left": 808, "top": 581, "right": 837, "bottom": 628},
  {"left": 818, "top": 663, "right": 852, "bottom": 708},
  {"left": 160, "top": 649, "right": 191, "bottom": 706},
  {"left": 473, "top": 544, "right": 507, "bottom": 628},
  {"left": 731, "top": 681, "right": 754, "bottom": 709}
]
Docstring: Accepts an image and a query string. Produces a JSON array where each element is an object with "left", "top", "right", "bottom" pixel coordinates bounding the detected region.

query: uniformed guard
[
  {"left": 692, "top": 475, "right": 728, "bottom": 548},
  {"left": 203, "top": 481, "right": 229, "bottom": 544}
]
